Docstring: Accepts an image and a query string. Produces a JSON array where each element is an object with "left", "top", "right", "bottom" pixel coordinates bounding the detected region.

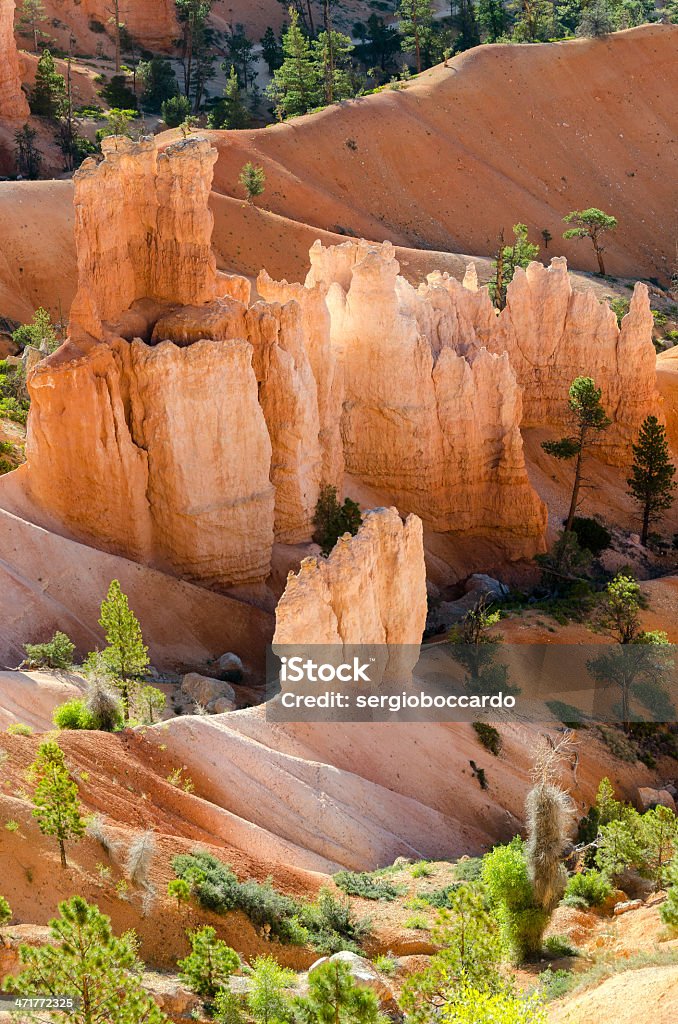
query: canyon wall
[
  {"left": 286, "top": 240, "right": 548, "bottom": 556},
  {"left": 36, "top": 1, "right": 179, "bottom": 53},
  {"left": 273, "top": 508, "right": 427, "bottom": 646},
  {"left": 1, "top": 0, "right": 28, "bottom": 120},
  {"left": 492, "top": 259, "right": 658, "bottom": 465},
  {"left": 70, "top": 137, "right": 219, "bottom": 336}
]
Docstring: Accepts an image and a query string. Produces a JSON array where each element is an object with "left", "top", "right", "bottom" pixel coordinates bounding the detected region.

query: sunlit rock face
[
  {"left": 0, "top": 0, "right": 29, "bottom": 120},
  {"left": 273, "top": 507, "right": 427, "bottom": 646}
]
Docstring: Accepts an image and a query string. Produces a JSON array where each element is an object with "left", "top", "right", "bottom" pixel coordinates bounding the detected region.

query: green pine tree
[
  {"left": 239, "top": 162, "right": 266, "bottom": 204},
  {"left": 293, "top": 959, "right": 382, "bottom": 1024},
  {"left": 28, "top": 742, "right": 85, "bottom": 868},
  {"left": 30, "top": 49, "right": 66, "bottom": 118},
  {"left": 313, "top": 485, "right": 363, "bottom": 555},
  {"left": 246, "top": 955, "right": 295, "bottom": 1024},
  {"left": 542, "top": 377, "right": 611, "bottom": 532},
  {"left": 98, "top": 579, "right": 149, "bottom": 721},
  {"left": 312, "top": 29, "right": 356, "bottom": 104},
  {"left": 397, "top": 0, "right": 434, "bottom": 73},
  {"left": 478, "top": 0, "right": 506, "bottom": 40},
  {"left": 260, "top": 26, "right": 283, "bottom": 74},
  {"left": 267, "top": 9, "right": 321, "bottom": 118},
  {"left": 178, "top": 926, "right": 240, "bottom": 1000},
  {"left": 490, "top": 222, "right": 539, "bottom": 309},
  {"left": 4, "top": 896, "right": 169, "bottom": 1023},
  {"left": 563, "top": 207, "right": 618, "bottom": 276},
  {"left": 208, "top": 65, "right": 252, "bottom": 128},
  {"left": 627, "top": 415, "right": 676, "bottom": 546},
  {"left": 0, "top": 896, "right": 12, "bottom": 943}
]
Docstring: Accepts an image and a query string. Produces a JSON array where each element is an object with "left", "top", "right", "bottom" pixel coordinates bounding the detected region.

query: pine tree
[
  {"left": 627, "top": 415, "right": 676, "bottom": 546},
  {"left": 98, "top": 579, "right": 149, "bottom": 721},
  {"left": 563, "top": 207, "right": 618, "bottom": 276},
  {"left": 313, "top": 29, "right": 356, "bottom": 104},
  {"left": 397, "top": 0, "right": 434, "bottom": 73},
  {"left": 14, "top": 124, "right": 42, "bottom": 179},
  {"left": 28, "top": 742, "right": 85, "bottom": 868},
  {"left": 478, "top": 0, "right": 506, "bottom": 40},
  {"left": 6, "top": 896, "right": 169, "bottom": 1023},
  {"left": 30, "top": 49, "right": 66, "bottom": 118},
  {"left": 17, "top": 0, "right": 49, "bottom": 52},
  {"left": 246, "top": 956, "right": 295, "bottom": 1024},
  {"left": 261, "top": 26, "right": 283, "bottom": 75},
  {"left": 208, "top": 65, "right": 251, "bottom": 128},
  {"left": 175, "top": 0, "right": 213, "bottom": 100},
  {"left": 490, "top": 222, "right": 539, "bottom": 309},
  {"left": 313, "top": 485, "right": 362, "bottom": 555},
  {"left": 178, "top": 926, "right": 240, "bottom": 999},
  {"left": 452, "top": 0, "right": 481, "bottom": 51},
  {"left": 239, "top": 162, "right": 266, "bottom": 204},
  {"left": 542, "top": 376, "right": 611, "bottom": 532},
  {"left": 294, "top": 960, "right": 382, "bottom": 1024},
  {"left": 267, "top": 9, "right": 321, "bottom": 118}
]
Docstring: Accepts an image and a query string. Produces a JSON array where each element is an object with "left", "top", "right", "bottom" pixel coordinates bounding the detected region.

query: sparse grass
[
  {"left": 373, "top": 954, "right": 397, "bottom": 976},
  {"left": 410, "top": 861, "right": 434, "bottom": 878},
  {"left": 166, "top": 766, "right": 195, "bottom": 793},
  {"left": 536, "top": 967, "right": 575, "bottom": 1001},
  {"left": 4, "top": 820, "right": 19, "bottom": 832},
  {"left": 453, "top": 857, "right": 483, "bottom": 882},
  {"left": 333, "top": 869, "right": 403, "bottom": 901},
  {"left": 403, "top": 913, "right": 430, "bottom": 930},
  {"left": 549, "top": 947, "right": 678, "bottom": 1001}
]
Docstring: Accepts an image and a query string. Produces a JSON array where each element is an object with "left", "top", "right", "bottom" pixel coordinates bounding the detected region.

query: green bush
[
  {"left": 334, "top": 870, "right": 401, "bottom": 900},
  {"left": 570, "top": 516, "right": 611, "bottom": 555},
  {"left": 420, "top": 884, "right": 460, "bottom": 909},
  {"left": 543, "top": 934, "right": 578, "bottom": 957},
  {"left": 6, "top": 723, "right": 33, "bottom": 736},
  {"left": 454, "top": 857, "right": 484, "bottom": 882},
  {"left": 482, "top": 839, "right": 549, "bottom": 962},
  {"left": 472, "top": 722, "right": 502, "bottom": 755},
  {"left": 659, "top": 854, "right": 678, "bottom": 928},
  {"left": 173, "top": 853, "right": 369, "bottom": 951},
  {"left": 101, "top": 75, "right": 137, "bottom": 109},
  {"left": 23, "top": 631, "right": 75, "bottom": 670},
  {"left": 161, "top": 95, "right": 191, "bottom": 127},
  {"left": 537, "top": 967, "right": 575, "bottom": 1001},
  {"left": 563, "top": 869, "right": 612, "bottom": 908},
  {"left": 53, "top": 699, "right": 98, "bottom": 731}
]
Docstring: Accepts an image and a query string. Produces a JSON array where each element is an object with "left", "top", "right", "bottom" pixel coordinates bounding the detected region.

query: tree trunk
[
  {"left": 59, "top": 839, "right": 67, "bottom": 869},
  {"left": 641, "top": 501, "right": 651, "bottom": 546},
  {"left": 565, "top": 446, "right": 584, "bottom": 531},
  {"left": 594, "top": 240, "right": 605, "bottom": 276}
]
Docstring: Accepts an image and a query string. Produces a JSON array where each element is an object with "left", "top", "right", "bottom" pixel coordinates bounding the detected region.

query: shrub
[
  {"left": 454, "top": 857, "right": 484, "bottom": 882},
  {"left": 52, "top": 699, "right": 98, "bottom": 730},
  {"left": 334, "top": 870, "right": 401, "bottom": 900},
  {"left": 537, "top": 967, "right": 575, "bottom": 1001},
  {"left": 84, "top": 678, "right": 123, "bottom": 732},
  {"left": 563, "top": 869, "right": 613, "bottom": 908},
  {"left": 421, "top": 884, "right": 459, "bottom": 909},
  {"left": 300, "top": 886, "right": 371, "bottom": 953},
  {"left": 404, "top": 913, "right": 430, "bottom": 930},
  {"left": 472, "top": 722, "right": 502, "bottom": 755},
  {"left": 441, "top": 984, "right": 547, "bottom": 1024},
  {"left": 543, "top": 934, "right": 578, "bottom": 958},
  {"left": 173, "top": 851, "right": 240, "bottom": 912},
  {"left": 101, "top": 75, "right": 137, "bottom": 109},
  {"left": 659, "top": 853, "right": 678, "bottom": 928},
  {"left": 161, "top": 94, "right": 191, "bottom": 127},
  {"left": 570, "top": 516, "right": 611, "bottom": 555},
  {"left": 482, "top": 839, "right": 549, "bottom": 962},
  {"left": 410, "top": 861, "right": 434, "bottom": 878},
  {"left": 178, "top": 925, "right": 240, "bottom": 999},
  {"left": 23, "top": 632, "right": 75, "bottom": 670},
  {"left": 126, "top": 830, "right": 156, "bottom": 886},
  {"left": 6, "top": 723, "right": 33, "bottom": 736}
]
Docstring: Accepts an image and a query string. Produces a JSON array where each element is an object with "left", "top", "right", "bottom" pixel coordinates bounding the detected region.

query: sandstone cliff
[
  {"left": 22, "top": 137, "right": 330, "bottom": 587},
  {"left": 295, "top": 240, "right": 548, "bottom": 556},
  {"left": 273, "top": 507, "right": 427, "bottom": 646},
  {"left": 70, "top": 137, "right": 219, "bottom": 336},
  {"left": 492, "top": 259, "right": 658, "bottom": 465},
  {"left": 37, "top": 0, "right": 178, "bottom": 53},
  {"left": 1, "top": 0, "right": 28, "bottom": 120}
]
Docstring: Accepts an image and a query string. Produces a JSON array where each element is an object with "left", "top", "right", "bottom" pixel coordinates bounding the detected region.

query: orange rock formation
[
  {"left": 0, "top": 0, "right": 28, "bottom": 120},
  {"left": 273, "top": 507, "right": 427, "bottom": 646}
]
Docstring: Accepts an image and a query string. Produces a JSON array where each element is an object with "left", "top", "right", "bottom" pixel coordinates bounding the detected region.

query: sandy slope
[
  {"left": 204, "top": 25, "right": 678, "bottom": 282},
  {"left": 549, "top": 965, "right": 678, "bottom": 1024}
]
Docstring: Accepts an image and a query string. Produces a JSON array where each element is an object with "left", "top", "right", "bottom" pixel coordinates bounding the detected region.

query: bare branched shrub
[
  {"left": 86, "top": 813, "right": 118, "bottom": 858},
  {"left": 525, "top": 734, "right": 575, "bottom": 912},
  {"left": 140, "top": 883, "right": 157, "bottom": 918},
  {"left": 126, "top": 829, "right": 157, "bottom": 887},
  {"left": 85, "top": 677, "right": 123, "bottom": 732}
]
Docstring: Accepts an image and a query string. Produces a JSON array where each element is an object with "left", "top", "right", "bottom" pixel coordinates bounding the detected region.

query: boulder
[
  {"left": 207, "top": 695, "right": 237, "bottom": 714},
  {"left": 143, "top": 972, "right": 202, "bottom": 1021},
  {"left": 637, "top": 788, "right": 677, "bottom": 813},
  {"left": 613, "top": 898, "right": 643, "bottom": 916},
  {"left": 217, "top": 653, "right": 245, "bottom": 682},
  {"left": 309, "top": 952, "right": 401, "bottom": 1019},
  {"left": 181, "top": 673, "right": 236, "bottom": 709}
]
